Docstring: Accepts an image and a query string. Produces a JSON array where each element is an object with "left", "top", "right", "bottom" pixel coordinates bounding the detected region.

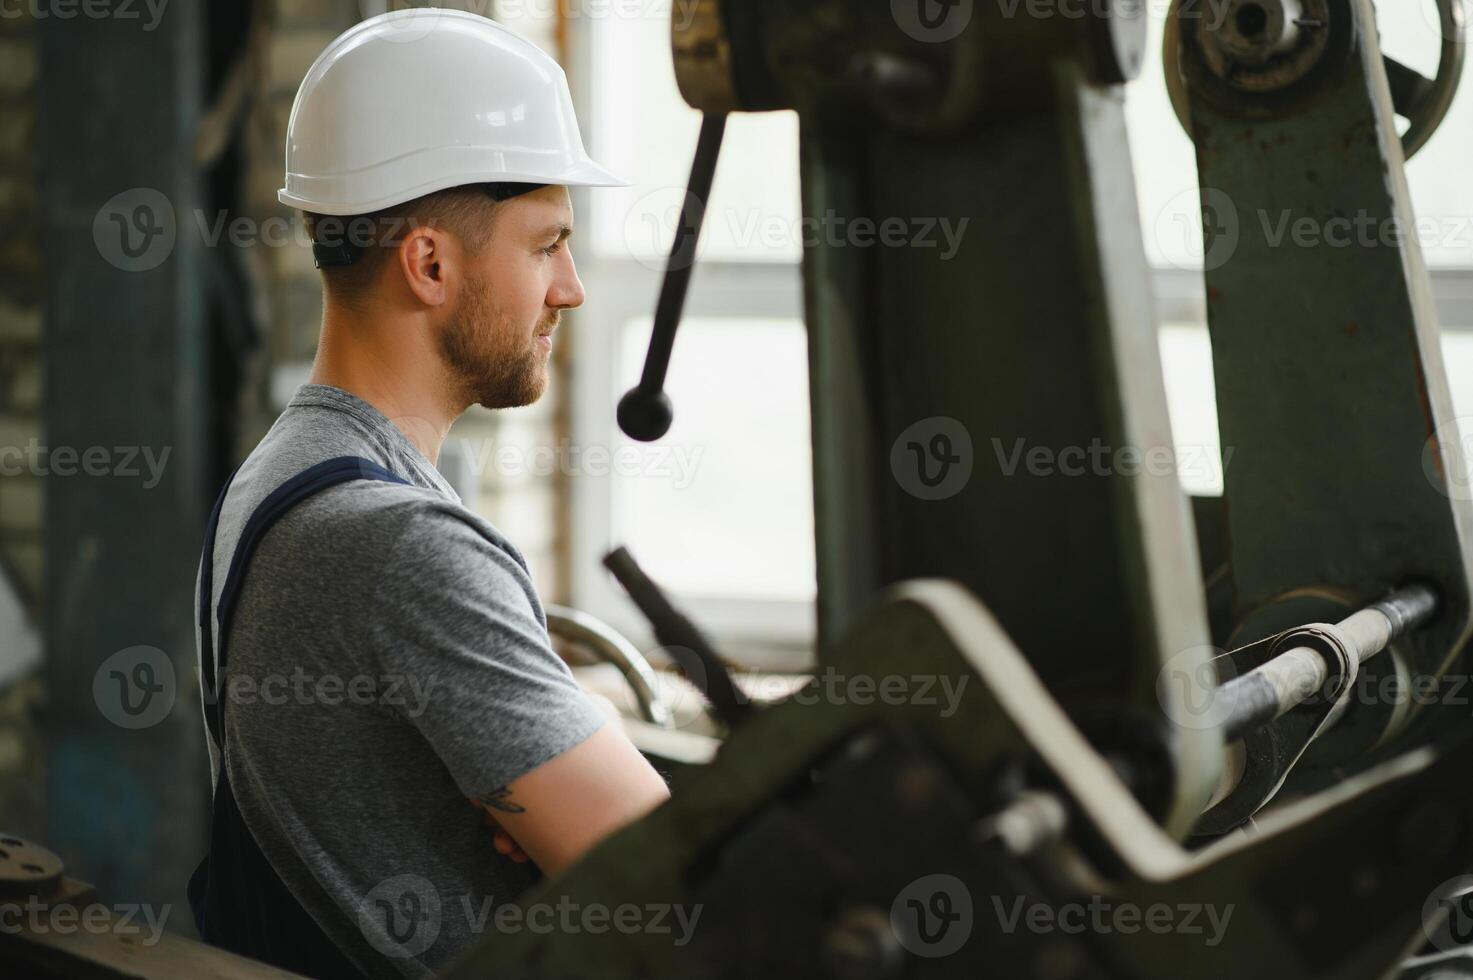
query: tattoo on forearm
[{"left": 476, "top": 787, "right": 525, "bottom": 814}]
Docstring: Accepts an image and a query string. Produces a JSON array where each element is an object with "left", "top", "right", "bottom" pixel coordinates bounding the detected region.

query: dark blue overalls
[{"left": 188, "top": 456, "right": 408, "bottom": 979}]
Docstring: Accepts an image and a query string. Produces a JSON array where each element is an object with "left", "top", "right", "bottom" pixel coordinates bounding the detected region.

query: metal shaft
[{"left": 1219, "top": 585, "right": 1438, "bottom": 741}]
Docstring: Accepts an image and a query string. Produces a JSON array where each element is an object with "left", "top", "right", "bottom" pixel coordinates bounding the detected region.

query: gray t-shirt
[{"left": 195, "top": 383, "right": 606, "bottom": 979}]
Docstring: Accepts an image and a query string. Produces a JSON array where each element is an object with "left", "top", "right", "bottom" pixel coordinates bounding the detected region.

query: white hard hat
[{"left": 278, "top": 9, "right": 627, "bottom": 216}]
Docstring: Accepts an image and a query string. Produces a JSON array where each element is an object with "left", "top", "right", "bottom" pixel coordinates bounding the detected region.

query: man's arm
[
  {"left": 472, "top": 721, "right": 671, "bottom": 879},
  {"left": 369, "top": 504, "right": 670, "bottom": 877}
]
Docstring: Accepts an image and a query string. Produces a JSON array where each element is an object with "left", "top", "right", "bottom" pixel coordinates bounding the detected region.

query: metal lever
[
  {"left": 603, "top": 545, "right": 753, "bottom": 729},
  {"left": 616, "top": 113, "right": 727, "bottom": 442}
]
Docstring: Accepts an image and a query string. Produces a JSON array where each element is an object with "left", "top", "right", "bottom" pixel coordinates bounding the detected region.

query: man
[{"left": 190, "top": 11, "right": 670, "bottom": 979}]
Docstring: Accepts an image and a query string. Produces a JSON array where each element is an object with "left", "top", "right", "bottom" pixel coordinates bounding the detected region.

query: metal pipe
[
  {"left": 1218, "top": 584, "right": 1438, "bottom": 741},
  {"left": 545, "top": 604, "right": 673, "bottom": 728}
]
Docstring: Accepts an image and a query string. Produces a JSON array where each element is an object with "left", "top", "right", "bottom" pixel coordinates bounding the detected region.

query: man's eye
[{"left": 541, "top": 242, "right": 563, "bottom": 255}]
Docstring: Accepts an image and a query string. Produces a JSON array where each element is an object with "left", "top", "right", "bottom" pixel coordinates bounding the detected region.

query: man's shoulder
[
  {"left": 220, "top": 413, "right": 531, "bottom": 591},
  {"left": 228, "top": 415, "right": 456, "bottom": 543},
  {"left": 289, "top": 478, "right": 532, "bottom": 585}
]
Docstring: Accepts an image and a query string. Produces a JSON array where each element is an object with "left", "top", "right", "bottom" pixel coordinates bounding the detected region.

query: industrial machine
[
  {"left": 8, "top": 0, "right": 1473, "bottom": 977},
  {"left": 454, "top": 0, "right": 1473, "bottom": 976}
]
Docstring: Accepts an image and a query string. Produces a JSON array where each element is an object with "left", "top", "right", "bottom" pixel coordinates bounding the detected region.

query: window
[{"left": 558, "top": 0, "right": 810, "bottom": 661}]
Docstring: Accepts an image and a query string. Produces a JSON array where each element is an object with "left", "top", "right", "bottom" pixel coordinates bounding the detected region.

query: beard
[{"left": 437, "top": 273, "right": 554, "bottom": 410}]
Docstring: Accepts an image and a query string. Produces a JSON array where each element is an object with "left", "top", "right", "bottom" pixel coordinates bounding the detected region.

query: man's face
[{"left": 437, "top": 185, "right": 585, "bottom": 409}]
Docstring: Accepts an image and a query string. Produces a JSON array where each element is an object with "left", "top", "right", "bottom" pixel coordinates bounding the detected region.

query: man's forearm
[{"left": 474, "top": 722, "right": 671, "bottom": 878}]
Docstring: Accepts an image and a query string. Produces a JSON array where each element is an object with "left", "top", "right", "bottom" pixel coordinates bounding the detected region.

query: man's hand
[
  {"left": 469, "top": 721, "right": 670, "bottom": 879},
  {"left": 469, "top": 798, "right": 531, "bottom": 863}
]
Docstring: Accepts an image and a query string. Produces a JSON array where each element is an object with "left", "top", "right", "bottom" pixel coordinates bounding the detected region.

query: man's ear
[{"left": 395, "top": 223, "right": 452, "bottom": 307}]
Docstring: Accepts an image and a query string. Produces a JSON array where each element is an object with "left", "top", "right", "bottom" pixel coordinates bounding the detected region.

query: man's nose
[{"left": 549, "top": 253, "right": 586, "bottom": 311}]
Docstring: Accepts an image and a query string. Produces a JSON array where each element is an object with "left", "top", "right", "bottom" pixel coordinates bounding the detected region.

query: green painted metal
[
  {"left": 1178, "top": 0, "right": 1473, "bottom": 769},
  {"left": 448, "top": 581, "right": 1473, "bottom": 979},
  {"left": 726, "top": 0, "right": 1225, "bottom": 833}
]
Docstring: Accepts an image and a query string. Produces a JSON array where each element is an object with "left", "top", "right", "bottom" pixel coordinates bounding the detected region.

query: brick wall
[
  {"left": 0, "top": 6, "right": 41, "bottom": 618},
  {"left": 0, "top": 5, "right": 44, "bottom": 838}
]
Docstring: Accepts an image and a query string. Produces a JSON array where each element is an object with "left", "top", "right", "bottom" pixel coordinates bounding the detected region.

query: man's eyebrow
[{"left": 537, "top": 223, "right": 574, "bottom": 242}]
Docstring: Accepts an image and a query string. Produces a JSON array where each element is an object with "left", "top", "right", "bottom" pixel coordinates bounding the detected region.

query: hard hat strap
[
  {"left": 482, "top": 181, "right": 548, "bottom": 202},
  {"left": 312, "top": 239, "right": 361, "bottom": 269}
]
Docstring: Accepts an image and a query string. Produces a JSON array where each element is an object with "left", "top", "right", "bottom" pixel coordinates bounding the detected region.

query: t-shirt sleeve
[{"left": 363, "top": 505, "right": 607, "bottom": 798}]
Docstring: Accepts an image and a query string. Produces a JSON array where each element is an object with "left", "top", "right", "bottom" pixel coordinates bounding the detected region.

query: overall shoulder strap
[
  {"left": 198, "top": 456, "right": 409, "bottom": 746},
  {"left": 198, "top": 463, "right": 242, "bottom": 748}
]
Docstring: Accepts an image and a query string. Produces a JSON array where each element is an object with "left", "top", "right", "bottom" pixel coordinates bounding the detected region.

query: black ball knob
[{"left": 617, "top": 387, "right": 673, "bottom": 442}]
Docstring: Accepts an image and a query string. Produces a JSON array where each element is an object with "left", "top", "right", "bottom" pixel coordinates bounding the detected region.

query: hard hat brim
[{"left": 279, "top": 158, "right": 630, "bottom": 216}]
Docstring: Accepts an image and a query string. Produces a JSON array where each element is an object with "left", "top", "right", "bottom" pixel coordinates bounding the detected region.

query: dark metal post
[{"left": 38, "top": 0, "right": 208, "bottom": 922}]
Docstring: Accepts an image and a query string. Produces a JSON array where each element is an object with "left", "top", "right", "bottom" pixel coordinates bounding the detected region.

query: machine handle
[
  {"left": 603, "top": 545, "right": 754, "bottom": 730},
  {"left": 617, "top": 113, "right": 728, "bottom": 442}
]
